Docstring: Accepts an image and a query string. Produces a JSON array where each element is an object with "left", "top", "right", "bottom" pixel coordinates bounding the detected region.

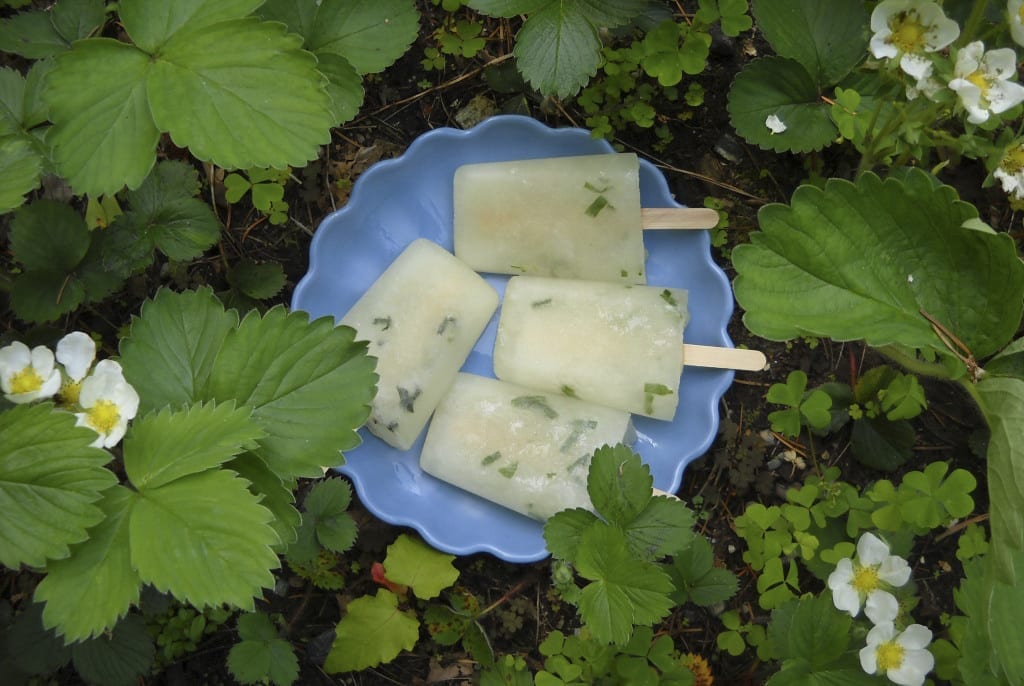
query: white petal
[
  {"left": 0, "top": 341, "right": 32, "bottom": 377},
  {"left": 833, "top": 584, "right": 862, "bottom": 616},
  {"left": 887, "top": 648, "right": 934, "bottom": 686},
  {"left": 56, "top": 331, "right": 96, "bottom": 382},
  {"left": 857, "top": 532, "right": 891, "bottom": 565},
  {"left": 982, "top": 47, "right": 1019, "bottom": 80},
  {"left": 865, "top": 590, "right": 899, "bottom": 624},
  {"left": 867, "top": 621, "right": 898, "bottom": 644},
  {"left": 954, "top": 41, "right": 984, "bottom": 76},
  {"left": 100, "top": 419, "right": 130, "bottom": 448},
  {"left": 988, "top": 81, "right": 1024, "bottom": 115},
  {"left": 859, "top": 644, "right": 879, "bottom": 674},
  {"left": 828, "top": 558, "right": 854, "bottom": 589},
  {"left": 878, "top": 555, "right": 911, "bottom": 586},
  {"left": 900, "top": 54, "right": 933, "bottom": 80},
  {"left": 28, "top": 345, "right": 56, "bottom": 378},
  {"left": 91, "top": 359, "right": 125, "bottom": 380},
  {"left": 870, "top": 0, "right": 912, "bottom": 32},
  {"left": 1011, "top": 0, "right": 1024, "bottom": 47},
  {"left": 917, "top": 3, "right": 960, "bottom": 50},
  {"left": 870, "top": 32, "right": 899, "bottom": 59},
  {"left": 897, "top": 624, "right": 933, "bottom": 650}
]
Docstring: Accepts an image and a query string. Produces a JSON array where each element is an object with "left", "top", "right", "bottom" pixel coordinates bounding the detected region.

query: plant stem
[
  {"left": 876, "top": 344, "right": 960, "bottom": 380},
  {"left": 958, "top": 0, "right": 989, "bottom": 45}
]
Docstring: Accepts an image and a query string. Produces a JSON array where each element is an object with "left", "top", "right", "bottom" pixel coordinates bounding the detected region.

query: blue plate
[{"left": 291, "top": 115, "right": 735, "bottom": 563}]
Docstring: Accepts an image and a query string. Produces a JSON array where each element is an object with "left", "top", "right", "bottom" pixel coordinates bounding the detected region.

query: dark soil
[{"left": 1, "top": 1, "right": 1003, "bottom": 684}]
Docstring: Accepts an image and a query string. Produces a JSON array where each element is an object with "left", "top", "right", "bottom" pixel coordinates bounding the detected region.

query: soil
[{"left": 1, "top": 1, "right": 1007, "bottom": 685}]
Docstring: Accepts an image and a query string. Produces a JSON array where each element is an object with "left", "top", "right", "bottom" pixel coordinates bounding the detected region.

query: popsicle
[
  {"left": 493, "top": 276, "right": 766, "bottom": 421},
  {"left": 339, "top": 238, "right": 499, "bottom": 450},
  {"left": 452, "top": 153, "right": 719, "bottom": 284},
  {"left": 419, "top": 373, "right": 634, "bottom": 520}
]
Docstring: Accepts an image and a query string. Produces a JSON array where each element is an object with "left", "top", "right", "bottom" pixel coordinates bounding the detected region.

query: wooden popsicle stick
[
  {"left": 641, "top": 207, "right": 720, "bottom": 230},
  {"left": 682, "top": 343, "right": 767, "bottom": 371}
]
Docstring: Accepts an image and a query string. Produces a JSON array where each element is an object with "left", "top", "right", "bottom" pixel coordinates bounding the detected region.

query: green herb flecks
[
  {"left": 437, "top": 315, "right": 457, "bottom": 336},
  {"left": 498, "top": 462, "right": 518, "bottom": 479},
  {"left": 561, "top": 385, "right": 578, "bottom": 398},
  {"left": 583, "top": 180, "right": 614, "bottom": 217},
  {"left": 643, "top": 382, "right": 674, "bottom": 414},
  {"left": 560, "top": 419, "right": 598, "bottom": 452},
  {"left": 531, "top": 298, "right": 552, "bottom": 308},
  {"left": 397, "top": 385, "right": 421, "bottom": 413},
  {"left": 567, "top": 454, "right": 590, "bottom": 474},
  {"left": 511, "top": 395, "right": 559, "bottom": 419},
  {"left": 481, "top": 451, "right": 502, "bottom": 466},
  {"left": 585, "top": 195, "right": 613, "bottom": 217},
  {"left": 660, "top": 289, "right": 678, "bottom": 307},
  {"left": 373, "top": 316, "right": 392, "bottom": 331}
]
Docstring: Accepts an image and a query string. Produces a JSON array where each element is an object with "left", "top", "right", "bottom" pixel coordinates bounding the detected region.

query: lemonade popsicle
[
  {"left": 453, "top": 153, "right": 647, "bottom": 283},
  {"left": 453, "top": 153, "right": 720, "bottom": 284},
  {"left": 339, "top": 239, "right": 499, "bottom": 450},
  {"left": 494, "top": 276, "right": 688, "bottom": 421},
  {"left": 419, "top": 373, "right": 634, "bottom": 520}
]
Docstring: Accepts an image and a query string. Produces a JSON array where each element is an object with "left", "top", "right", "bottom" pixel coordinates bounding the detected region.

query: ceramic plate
[{"left": 291, "top": 115, "right": 735, "bottom": 562}]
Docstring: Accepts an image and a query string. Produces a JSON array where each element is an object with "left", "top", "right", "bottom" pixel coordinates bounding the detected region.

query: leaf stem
[
  {"left": 958, "top": 0, "right": 990, "bottom": 44},
  {"left": 875, "top": 345, "right": 959, "bottom": 380}
]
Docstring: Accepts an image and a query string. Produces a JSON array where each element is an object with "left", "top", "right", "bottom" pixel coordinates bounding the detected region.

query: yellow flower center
[
  {"left": 1002, "top": 144, "right": 1024, "bottom": 174},
  {"left": 890, "top": 12, "right": 926, "bottom": 52},
  {"left": 876, "top": 640, "right": 906, "bottom": 671},
  {"left": 59, "top": 379, "right": 83, "bottom": 406},
  {"left": 9, "top": 367, "right": 43, "bottom": 394},
  {"left": 1019, "top": 5, "right": 1024, "bottom": 24},
  {"left": 86, "top": 400, "right": 121, "bottom": 434},
  {"left": 967, "top": 70, "right": 991, "bottom": 97},
  {"left": 851, "top": 563, "right": 880, "bottom": 594}
]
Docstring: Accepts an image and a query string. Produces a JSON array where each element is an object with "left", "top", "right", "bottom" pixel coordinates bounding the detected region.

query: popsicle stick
[
  {"left": 641, "top": 207, "right": 720, "bottom": 230},
  {"left": 682, "top": 343, "right": 767, "bottom": 371}
]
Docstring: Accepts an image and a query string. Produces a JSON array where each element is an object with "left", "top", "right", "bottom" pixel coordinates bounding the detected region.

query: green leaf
[
  {"left": 203, "top": 307, "right": 376, "bottom": 478},
  {"left": 71, "top": 614, "right": 155, "bottom": 686},
  {"left": 977, "top": 376, "right": 1024, "bottom": 582},
  {"left": 34, "top": 486, "right": 140, "bottom": 642},
  {"left": 668, "top": 535, "right": 738, "bottom": 606},
  {"left": 623, "top": 495, "right": 695, "bottom": 560},
  {"left": 302, "top": 478, "right": 357, "bottom": 554},
  {"left": 0, "top": 9, "right": 68, "bottom": 58},
  {"left": 752, "top": 0, "right": 867, "bottom": 84},
  {"left": 851, "top": 417, "right": 915, "bottom": 472},
  {"left": 0, "top": 403, "right": 115, "bottom": 569},
  {"left": 468, "top": 0, "right": 551, "bottom": 18},
  {"left": 733, "top": 170, "right": 1024, "bottom": 359},
  {"left": 324, "top": 589, "right": 420, "bottom": 673},
  {"left": 147, "top": 18, "right": 332, "bottom": 170},
  {"left": 51, "top": 0, "right": 107, "bottom": 43},
  {"left": 119, "top": 288, "right": 239, "bottom": 414},
  {"left": 123, "top": 402, "right": 262, "bottom": 490},
  {"left": 115, "top": 160, "right": 222, "bottom": 263},
  {"left": 262, "top": 0, "right": 419, "bottom": 75},
  {"left": 9, "top": 199, "right": 89, "bottom": 273},
  {"left": 228, "top": 613, "right": 299, "bottom": 686},
  {"left": 0, "top": 137, "right": 43, "bottom": 213},
  {"left": 587, "top": 444, "right": 653, "bottom": 526},
  {"left": 513, "top": 2, "right": 600, "bottom": 98},
  {"left": 45, "top": 39, "right": 160, "bottom": 196},
  {"left": 229, "top": 454, "right": 300, "bottom": 550},
  {"left": 384, "top": 533, "right": 459, "bottom": 600},
  {"left": 130, "top": 469, "right": 279, "bottom": 610},
  {"left": 313, "top": 52, "right": 365, "bottom": 126},
  {"left": 3, "top": 602, "right": 72, "bottom": 676},
  {"left": 228, "top": 261, "right": 287, "bottom": 301},
  {"left": 770, "top": 593, "right": 849, "bottom": 668},
  {"left": 728, "top": 56, "right": 837, "bottom": 153},
  {"left": 574, "top": 523, "right": 675, "bottom": 645},
  {"left": 544, "top": 507, "right": 598, "bottom": 560},
  {"left": 986, "top": 337, "right": 1024, "bottom": 380},
  {"left": 119, "top": 0, "right": 264, "bottom": 53}
]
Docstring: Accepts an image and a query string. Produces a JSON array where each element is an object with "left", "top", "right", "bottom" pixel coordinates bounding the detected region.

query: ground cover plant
[{"left": 2, "top": 0, "right": 1023, "bottom": 684}]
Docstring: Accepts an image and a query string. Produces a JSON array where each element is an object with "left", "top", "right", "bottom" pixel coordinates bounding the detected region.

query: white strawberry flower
[
  {"left": 948, "top": 41, "right": 1024, "bottom": 124},
  {"left": 0, "top": 341, "right": 62, "bottom": 404},
  {"left": 860, "top": 622, "right": 935, "bottom": 686},
  {"left": 827, "top": 532, "right": 911, "bottom": 624},
  {"left": 870, "top": 0, "right": 960, "bottom": 81},
  {"left": 995, "top": 140, "right": 1024, "bottom": 199},
  {"left": 74, "top": 360, "right": 140, "bottom": 448}
]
